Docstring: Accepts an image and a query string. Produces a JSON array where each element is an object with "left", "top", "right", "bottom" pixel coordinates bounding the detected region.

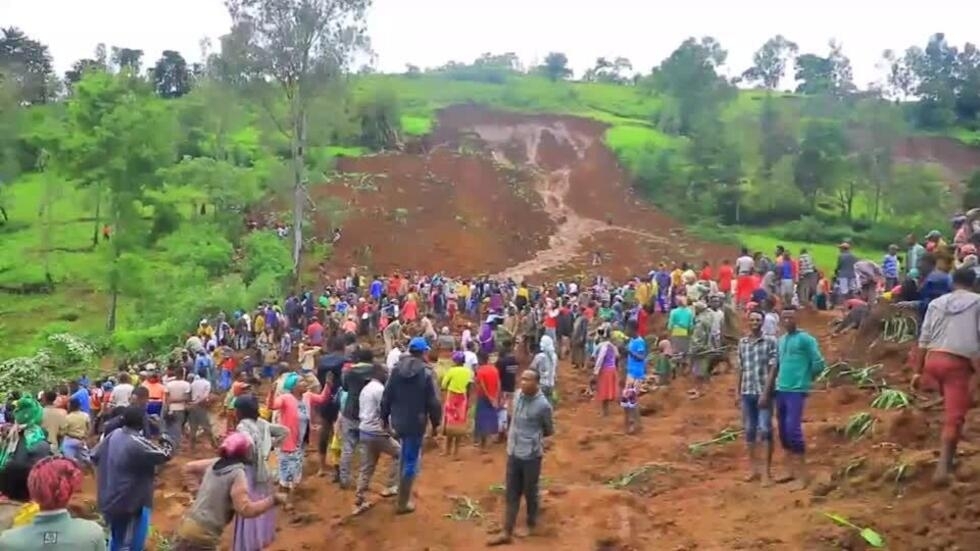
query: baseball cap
[{"left": 408, "top": 337, "right": 430, "bottom": 353}]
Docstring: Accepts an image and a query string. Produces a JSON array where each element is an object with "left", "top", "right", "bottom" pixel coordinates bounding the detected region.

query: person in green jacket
[
  {"left": 769, "top": 306, "right": 825, "bottom": 491},
  {"left": 0, "top": 456, "right": 105, "bottom": 550}
]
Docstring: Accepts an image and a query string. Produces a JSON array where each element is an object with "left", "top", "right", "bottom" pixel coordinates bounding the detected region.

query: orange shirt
[
  {"left": 142, "top": 381, "right": 165, "bottom": 401},
  {"left": 475, "top": 364, "right": 500, "bottom": 402},
  {"left": 717, "top": 265, "right": 734, "bottom": 292}
]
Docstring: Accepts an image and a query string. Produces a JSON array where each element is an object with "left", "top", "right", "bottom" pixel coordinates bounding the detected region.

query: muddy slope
[
  {"left": 895, "top": 135, "right": 980, "bottom": 187},
  {"left": 320, "top": 106, "right": 735, "bottom": 280}
]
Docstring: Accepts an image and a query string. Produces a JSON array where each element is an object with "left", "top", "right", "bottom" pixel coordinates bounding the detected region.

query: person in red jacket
[{"left": 717, "top": 259, "right": 734, "bottom": 300}]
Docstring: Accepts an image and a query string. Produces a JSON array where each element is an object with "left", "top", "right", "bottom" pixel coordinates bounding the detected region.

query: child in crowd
[{"left": 621, "top": 379, "right": 640, "bottom": 434}]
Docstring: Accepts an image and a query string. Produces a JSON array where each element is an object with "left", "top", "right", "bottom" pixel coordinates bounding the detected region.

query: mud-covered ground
[{"left": 69, "top": 309, "right": 980, "bottom": 550}]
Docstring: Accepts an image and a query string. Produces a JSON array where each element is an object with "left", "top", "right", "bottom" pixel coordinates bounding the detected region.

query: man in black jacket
[
  {"left": 337, "top": 347, "right": 378, "bottom": 489},
  {"left": 316, "top": 337, "right": 346, "bottom": 480},
  {"left": 380, "top": 337, "right": 442, "bottom": 514}
]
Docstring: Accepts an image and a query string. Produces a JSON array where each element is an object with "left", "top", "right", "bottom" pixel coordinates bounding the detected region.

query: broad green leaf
[{"left": 859, "top": 528, "right": 885, "bottom": 548}]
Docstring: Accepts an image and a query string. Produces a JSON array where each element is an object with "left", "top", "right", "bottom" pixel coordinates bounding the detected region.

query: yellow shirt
[
  {"left": 670, "top": 269, "right": 683, "bottom": 287},
  {"left": 254, "top": 316, "right": 266, "bottom": 334},
  {"left": 517, "top": 287, "right": 529, "bottom": 299},
  {"left": 441, "top": 366, "right": 473, "bottom": 394},
  {"left": 635, "top": 283, "right": 651, "bottom": 307}
]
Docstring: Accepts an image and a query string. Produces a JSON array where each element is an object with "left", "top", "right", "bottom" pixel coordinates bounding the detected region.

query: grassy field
[
  {"left": 0, "top": 174, "right": 115, "bottom": 358},
  {"left": 737, "top": 230, "right": 881, "bottom": 273}
]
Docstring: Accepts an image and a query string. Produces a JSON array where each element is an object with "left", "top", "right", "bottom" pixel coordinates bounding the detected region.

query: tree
[
  {"left": 853, "top": 100, "right": 902, "bottom": 222},
  {"left": 793, "top": 119, "right": 848, "bottom": 209},
  {"left": 880, "top": 49, "right": 917, "bottom": 101},
  {"left": 54, "top": 72, "right": 175, "bottom": 329},
  {"left": 794, "top": 41, "right": 855, "bottom": 97},
  {"left": 538, "top": 52, "right": 572, "bottom": 81},
  {"left": 758, "top": 93, "right": 796, "bottom": 181},
  {"left": 0, "top": 27, "right": 54, "bottom": 104},
  {"left": 221, "top": 0, "right": 371, "bottom": 276},
  {"left": 64, "top": 58, "right": 105, "bottom": 89},
  {"left": 650, "top": 37, "right": 734, "bottom": 136},
  {"left": 742, "top": 35, "right": 798, "bottom": 90},
  {"left": 582, "top": 56, "right": 632, "bottom": 84},
  {"left": 110, "top": 47, "right": 144, "bottom": 73},
  {"left": 152, "top": 50, "right": 192, "bottom": 98},
  {"left": 356, "top": 87, "right": 401, "bottom": 149}
]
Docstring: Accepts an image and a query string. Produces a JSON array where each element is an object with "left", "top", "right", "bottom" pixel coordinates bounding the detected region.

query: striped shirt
[
  {"left": 737, "top": 334, "right": 778, "bottom": 396},
  {"left": 798, "top": 253, "right": 815, "bottom": 275}
]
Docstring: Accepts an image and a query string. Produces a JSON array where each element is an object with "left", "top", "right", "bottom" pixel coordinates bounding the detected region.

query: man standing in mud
[
  {"left": 489, "top": 369, "right": 554, "bottom": 546},
  {"left": 768, "top": 306, "right": 825, "bottom": 490},
  {"left": 736, "top": 310, "right": 778, "bottom": 485}
]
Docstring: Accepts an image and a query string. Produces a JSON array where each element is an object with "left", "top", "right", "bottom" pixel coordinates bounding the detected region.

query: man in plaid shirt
[{"left": 736, "top": 310, "right": 779, "bottom": 485}]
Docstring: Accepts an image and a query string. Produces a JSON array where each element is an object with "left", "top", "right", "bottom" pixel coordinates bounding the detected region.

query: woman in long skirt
[
  {"left": 441, "top": 352, "right": 472, "bottom": 457},
  {"left": 592, "top": 326, "right": 619, "bottom": 416},
  {"left": 473, "top": 351, "right": 500, "bottom": 448},
  {"left": 234, "top": 395, "right": 287, "bottom": 551}
]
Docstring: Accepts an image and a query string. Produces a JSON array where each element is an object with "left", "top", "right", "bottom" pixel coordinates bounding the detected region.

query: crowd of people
[{"left": 0, "top": 214, "right": 978, "bottom": 549}]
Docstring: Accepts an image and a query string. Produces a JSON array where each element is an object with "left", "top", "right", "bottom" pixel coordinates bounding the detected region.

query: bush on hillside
[{"left": 0, "top": 333, "right": 96, "bottom": 397}]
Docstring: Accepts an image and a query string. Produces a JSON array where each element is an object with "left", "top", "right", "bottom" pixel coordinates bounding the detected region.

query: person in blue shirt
[
  {"left": 624, "top": 320, "right": 647, "bottom": 385},
  {"left": 916, "top": 253, "right": 952, "bottom": 324},
  {"left": 370, "top": 276, "right": 384, "bottom": 301},
  {"left": 193, "top": 350, "right": 214, "bottom": 384},
  {"left": 770, "top": 306, "right": 824, "bottom": 491},
  {"left": 882, "top": 245, "right": 900, "bottom": 289},
  {"left": 68, "top": 381, "right": 91, "bottom": 416}
]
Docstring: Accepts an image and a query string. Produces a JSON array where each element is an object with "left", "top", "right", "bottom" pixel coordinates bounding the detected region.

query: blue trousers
[
  {"left": 776, "top": 391, "right": 807, "bottom": 454},
  {"left": 106, "top": 507, "right": 151, "bottom": 551},
  {"left": 398, "top": 435, "right": 423, "bottom": 478}
]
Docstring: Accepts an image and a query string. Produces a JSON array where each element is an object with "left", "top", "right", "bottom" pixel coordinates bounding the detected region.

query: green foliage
[
  {"left": 242, "top": 231, "right": 292, "bottom": 287},
  {"left": 538, "top": 52, "right": 573, "bottom": 82},
  {"left": 964, "top": 170, "right": 980, "bottom": 209},
  {"left": 356, "top": 87, "right": 402, "bottom": 149}
]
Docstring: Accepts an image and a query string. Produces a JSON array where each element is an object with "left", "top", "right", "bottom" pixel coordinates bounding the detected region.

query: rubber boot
[{"left": 396, "top": 476, "right": 416, "bottom": 514}]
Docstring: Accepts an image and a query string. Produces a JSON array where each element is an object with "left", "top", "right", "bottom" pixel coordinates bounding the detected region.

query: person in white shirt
[
  {"left": 386, "top": 346, "right": 403, "bottom": 372},
  {"left": 163, "top": 376, "right": 192, "bottom": 451},
  {"left": 108, "top": 373, "right": 135, "bottom": 410},
  {"left": 463, "top": 341, "right": 479, "bottom": 372},
  {"left": 353, "top": 369, "right": 400, "bottom": 514},
  {"left": 187, "top": 374, "right": 217, "bottom": 450}
]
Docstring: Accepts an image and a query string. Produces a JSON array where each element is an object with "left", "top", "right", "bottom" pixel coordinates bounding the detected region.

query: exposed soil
[
  {"left": 84, "top": 309, "right": 980, "bottom": 550},
  {"left": 317, "top": 105, "right": 736, "bottom": 281},
  {"left": 894, "top": 135, "right": 980, "bottom": 189}
]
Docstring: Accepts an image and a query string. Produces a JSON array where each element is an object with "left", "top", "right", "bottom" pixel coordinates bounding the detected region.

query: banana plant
[{"left": 871, "top": 389, "right": 911, "bottom": 410}]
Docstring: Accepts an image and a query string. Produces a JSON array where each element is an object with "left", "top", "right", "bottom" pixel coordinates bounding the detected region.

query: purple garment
[
  {"left": 479, "top": 323, "right": 495, "bottom": 355},
  {"left": 233, "top": 464, "right": 276, "bottom": 551},
  {"left": 489, "top": 292, "right": 503, "bottom": 312}
]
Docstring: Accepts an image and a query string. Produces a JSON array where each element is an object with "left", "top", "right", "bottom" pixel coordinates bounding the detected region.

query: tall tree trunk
[
  {"left": 91, "top": 184, "right": 102, "bottom": 247},
  {"left": 290, "top": 107, "right": 308, "bottom": 278},
  {"left": 107, "top": 284, "right": 119, "bottom": 332}
]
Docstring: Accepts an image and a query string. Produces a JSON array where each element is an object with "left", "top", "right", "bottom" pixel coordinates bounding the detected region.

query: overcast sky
[{"left": 4, "top": 0, "right": 979, "bottom": 88}]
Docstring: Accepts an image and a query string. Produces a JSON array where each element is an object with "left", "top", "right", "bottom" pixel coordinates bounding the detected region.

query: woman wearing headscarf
[
  {"left": 0, "top": 394, "right": 53, "bottom": 529},
  {"left": 266, "top": 373, "right": 309, "bottom": 502},
  {"left": 175, "top": 433, "right": 287, "bottom": 551},
  {"left": 233, "top": 395, "right": 288, "bottom": 551},
  {"left": 592, "top": 325, "right": 619, "bottom": 416},
  {"left": 0, "top": 395, "right": 55, "bottom": 530},
  {"left": 0, "top": 457, "right": 105, "bottom": 549},
  {"left": 530, "top": 335, "right": 557, "bottom": 402},
  {"left": 478, "top": 316, "right": 496, "bottom": 356}
]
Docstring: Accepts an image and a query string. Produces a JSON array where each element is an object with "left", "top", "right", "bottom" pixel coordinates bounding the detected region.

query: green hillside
[{"left": 2, "top": 26, "right": 979, "bottom": 369}]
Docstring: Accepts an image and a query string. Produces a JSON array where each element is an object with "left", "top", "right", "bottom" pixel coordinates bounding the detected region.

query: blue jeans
[
  {"left": 398, "top": 435, "right": 423, "bottom": 478},
  {"left": 740, "top": 394, "right": 773, "bottom": 442}
]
